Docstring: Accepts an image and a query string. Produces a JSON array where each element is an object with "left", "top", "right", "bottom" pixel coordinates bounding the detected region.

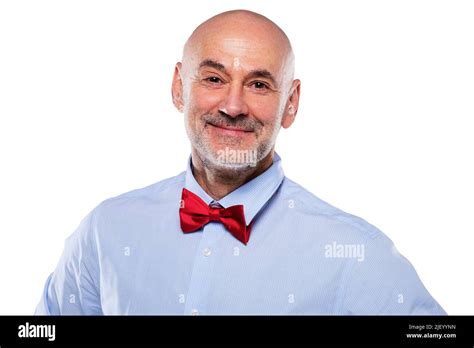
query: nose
[{"left": 218, "top": 82, "right": 249, "bottom": 118}]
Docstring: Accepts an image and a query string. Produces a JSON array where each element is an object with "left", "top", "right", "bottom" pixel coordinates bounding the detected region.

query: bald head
[
  {"left": 184, "top": 10, "right": 293, "bottom": 62},
  {"left": 181, "top": 10, "right": 295, "bottom": 90}
]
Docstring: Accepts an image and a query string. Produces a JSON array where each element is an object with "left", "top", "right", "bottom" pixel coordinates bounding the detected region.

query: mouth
[{"left": 207, "top": 122, "right": 254, "bottom": 136}]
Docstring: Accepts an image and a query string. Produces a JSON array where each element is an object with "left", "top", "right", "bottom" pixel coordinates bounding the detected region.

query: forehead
[{"left": 191, "top": 32, "right": 287, "bottom": 75}]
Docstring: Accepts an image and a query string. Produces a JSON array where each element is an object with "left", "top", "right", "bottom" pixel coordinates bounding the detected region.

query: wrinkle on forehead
[{"left": 222, "top": 38, "right": 255, "bottom": 52}]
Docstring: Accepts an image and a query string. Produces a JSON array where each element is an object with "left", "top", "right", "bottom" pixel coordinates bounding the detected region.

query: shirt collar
[{"left": 184, "top": 152, "right": 285, "bottom": 224}]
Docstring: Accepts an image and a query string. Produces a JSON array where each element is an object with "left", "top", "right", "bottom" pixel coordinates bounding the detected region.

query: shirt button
[
  {"left": 191, "top": 309, "right": 199, "bottom": 315},
  {"left": 203, "top": 247, "right": 212, "bottom": 257}
]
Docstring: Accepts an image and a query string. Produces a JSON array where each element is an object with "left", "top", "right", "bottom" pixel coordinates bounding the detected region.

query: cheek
[
  {"left": 247, "top": 95, "right": 282, "bottom": 126},
  {"left": 186, "top": 87, "right": 223, "bottom": 132},
  {"left": 188, "top": 86, "right": 223, "bottom": 112}
]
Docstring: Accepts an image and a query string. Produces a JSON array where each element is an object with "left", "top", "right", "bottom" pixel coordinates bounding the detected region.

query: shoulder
[
  {"left": 94, "top": 171, "right": 185, "bottom": 214},
  {"left": 278, "top": 177, "right": 384, "bottom": 243},
  {"left": 66, "top": 171, "right": 185, "bottom": 246}
]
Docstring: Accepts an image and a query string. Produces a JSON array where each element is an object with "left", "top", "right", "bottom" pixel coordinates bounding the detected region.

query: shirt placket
[{"left": 183, "top": 216, "right": 225, "bottom": 315}]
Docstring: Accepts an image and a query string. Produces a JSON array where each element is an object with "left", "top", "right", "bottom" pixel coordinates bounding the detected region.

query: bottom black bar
[{"left": 0, "top": 315, "right": 473, "bottom": 346}]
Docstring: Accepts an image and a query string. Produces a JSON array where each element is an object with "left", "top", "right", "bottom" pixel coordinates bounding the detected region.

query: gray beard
[{"left": 185, "top": 117, "right": 281, "bottom": 171}]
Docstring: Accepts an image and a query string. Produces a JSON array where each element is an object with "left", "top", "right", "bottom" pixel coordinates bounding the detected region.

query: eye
[
  {"left": 205, "top": 76, "right": 223, "bottom": 84},
  {"left": 251, "top": 81, "right": 269, "bottom": 90}
]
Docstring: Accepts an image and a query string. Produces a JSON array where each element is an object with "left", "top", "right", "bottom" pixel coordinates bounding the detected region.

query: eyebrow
[{"left": 198, "top": 59, "right": 278, "bottom": 87}]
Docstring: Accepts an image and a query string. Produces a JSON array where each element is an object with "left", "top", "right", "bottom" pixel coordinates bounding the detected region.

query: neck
[{"left": 191, "top": 148, "right": 274, "bottom": 201}]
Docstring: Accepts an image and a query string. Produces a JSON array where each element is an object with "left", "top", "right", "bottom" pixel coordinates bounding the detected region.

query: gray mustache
[{"left": 203, "top": 112, "right": 263, "bottom": 132}]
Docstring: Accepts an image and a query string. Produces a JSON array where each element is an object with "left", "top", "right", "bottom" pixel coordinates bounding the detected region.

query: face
[{"left": 172, "top": 26, "right": 300, "bottom": 171}]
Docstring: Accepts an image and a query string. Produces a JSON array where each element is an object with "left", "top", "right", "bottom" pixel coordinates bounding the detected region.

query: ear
[
  {"left": 171, "top": 62, "right": 184, "bottom": 113},
  {"left": 281, "top": 79, "right": 301, "bottom": 129}
]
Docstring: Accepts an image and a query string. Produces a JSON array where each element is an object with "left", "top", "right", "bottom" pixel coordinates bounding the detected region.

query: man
[{"left": 35, "top": 9, "right": 445, "bottom": 315}]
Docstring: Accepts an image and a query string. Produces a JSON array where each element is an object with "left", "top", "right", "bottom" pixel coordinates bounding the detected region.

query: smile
[{"left": 207, "top": 123, "right": 254, "bottom": 136}]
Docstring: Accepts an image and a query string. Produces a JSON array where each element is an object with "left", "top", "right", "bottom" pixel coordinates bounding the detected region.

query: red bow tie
[{"left": 179, "top": 188, "right": 253, "bottom": 245}]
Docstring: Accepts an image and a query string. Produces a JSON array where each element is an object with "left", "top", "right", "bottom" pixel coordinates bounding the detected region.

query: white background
[{"left": 0, "top": 0, "right": 473, "bottom": 315}]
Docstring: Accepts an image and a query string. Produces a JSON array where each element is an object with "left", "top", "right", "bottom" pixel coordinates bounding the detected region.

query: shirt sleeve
[
  {"left": 337, "top": 233, "right": 446, "bottom": 315},
  {"left": 34, "top": 208, "right": 103, "bottom": 315}
]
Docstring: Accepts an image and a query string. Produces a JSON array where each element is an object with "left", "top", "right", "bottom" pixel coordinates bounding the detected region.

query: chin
[
  {"left": 205, "top": 153, "right": 258, "bottom": 171},
  {"left": 217, "top": 163, "right": 257, "bottom": 173}
]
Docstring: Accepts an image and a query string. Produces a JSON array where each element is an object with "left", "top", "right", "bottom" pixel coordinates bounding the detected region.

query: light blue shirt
[{"left": 35, "top": 153, "right": 446, "bottom": 315}]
